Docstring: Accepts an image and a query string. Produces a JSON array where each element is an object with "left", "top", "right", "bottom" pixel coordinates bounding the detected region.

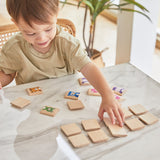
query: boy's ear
[
  {"left": 11, "top": 18, "right": 18, "bottom": 26},
  {"left": 56, "top": 8, "right": 60, "bottom": 18}
]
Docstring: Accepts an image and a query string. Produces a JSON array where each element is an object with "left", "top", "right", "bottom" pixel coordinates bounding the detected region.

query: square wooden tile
[
  {"left": 103, "top": 117, "right": 127, "bottom": 137},
  {"left": 114, "top": 94, "right": 125, "bottom": 102},
  {"left": 26, "top": 86, "right": 42, "bottom": 96},
  {"left": 122, "top": 108, "right": 133, "bottom": 119},
  {"left": 128, "top": 104, "right": 148, "bottom": 115},
  {"left": 64, "top": 91, "right": 80, "bottom": 100},
  {"left": 125, "top": 118, "right": 145, "bottom": 131},
  {"left": 10, "top": 97, "right": 31, "bottom": 108},
  {"left": 68, "top": 133, "right": 90, "bottom": 148},
  {"left": 87, "top": 88, "right": 100, "bottom": 96},
  {"left": 67, "top": 100, "right": 84, "bottom": 110},
  {"left": 78, "top": 77, "right": 90, "bottom": 86},
  {"left": 112, "top": 86, "right": 126, "bottom": 96},
  {"left": 61, "top": 123, "right": 81, "bottom": 137},
  {"left": 138, "top": 112, "right": 159, "bottom": 125},
  {"left": 40, "top": 106, "right": 59, "bottom": 117},
  {"left": 81, "top": 119, "right": 100, "bottom": 131},
  {"left": 87, "top": 129, "right": 109, "bottom": 143}
]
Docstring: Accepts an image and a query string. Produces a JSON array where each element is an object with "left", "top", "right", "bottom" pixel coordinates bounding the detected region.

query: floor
[{"left": 2, "top": 3, "right": 160, "bottom": 87}]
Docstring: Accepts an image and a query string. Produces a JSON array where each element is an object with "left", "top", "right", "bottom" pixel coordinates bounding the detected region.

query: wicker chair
[{"left": 0, "top": 18, "right": 76, "bottom": 50}]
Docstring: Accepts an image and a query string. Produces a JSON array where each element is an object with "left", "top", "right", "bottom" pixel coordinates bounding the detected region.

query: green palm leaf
[
  {"left": 123, "top": 0, "right": 149, "bottom": 12},
  {"left": 108, "top": 7, "right": 151, "bottom": 21},
  {"left": 82, "top": 0, "right": 94, "bottom": 13}
]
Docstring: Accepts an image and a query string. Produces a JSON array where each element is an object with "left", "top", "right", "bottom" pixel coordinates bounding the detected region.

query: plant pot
[{"left": 90, "top": 49, "right": 105, "bottom": 68}]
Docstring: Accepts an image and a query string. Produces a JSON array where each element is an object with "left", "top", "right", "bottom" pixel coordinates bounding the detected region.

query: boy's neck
[{"left": 32, "top": 41, "right": 53, "bottom": 54}]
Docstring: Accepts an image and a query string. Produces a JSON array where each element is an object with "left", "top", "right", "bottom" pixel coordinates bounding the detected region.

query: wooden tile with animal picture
[
  {"left": 26, "top": 86, "right": 43, "bottom": 96},
  {"left": 64, "top": 91, "right": 80, "bottom": 100},
  {"left": 40, "top": 106, "right": 59, "bottom": 117}
]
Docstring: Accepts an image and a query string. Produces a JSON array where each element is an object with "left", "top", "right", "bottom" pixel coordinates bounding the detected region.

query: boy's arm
[
  {"left": 80, "top": 62, "right": 124, "bottom": 127},
  {"left": 0, "top": 71, "right": 16, "bottom": 87}
]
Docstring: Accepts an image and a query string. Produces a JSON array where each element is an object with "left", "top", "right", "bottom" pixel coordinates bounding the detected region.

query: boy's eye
[
  {"left": 26, "top": 33, "right": 36, "bottom": 36},
  {"left": 45, "top": 28, "right": 52, "bottom": 32}
]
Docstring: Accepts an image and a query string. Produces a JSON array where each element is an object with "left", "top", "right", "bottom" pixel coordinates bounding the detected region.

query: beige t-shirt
[{"left": 0, "top": 25, "right": 91, "bottom": 85}]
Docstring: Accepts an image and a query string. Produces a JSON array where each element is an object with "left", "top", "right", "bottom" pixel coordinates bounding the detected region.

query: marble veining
[{"left": 0, "top": 63, "right": 160, "bottom": 160}]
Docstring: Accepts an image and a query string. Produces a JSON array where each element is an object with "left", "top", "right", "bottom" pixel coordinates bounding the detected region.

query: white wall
[
  {"left": 130, "top": 0, "right": 160, "bottom": 75},
  {"left": 0, "top": 0, "right": 8, "bottom": 16}
]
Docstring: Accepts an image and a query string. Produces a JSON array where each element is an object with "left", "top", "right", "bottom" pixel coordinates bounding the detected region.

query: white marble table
[{"left": 0, "top": 63, "right": 160, "bottom": 160}]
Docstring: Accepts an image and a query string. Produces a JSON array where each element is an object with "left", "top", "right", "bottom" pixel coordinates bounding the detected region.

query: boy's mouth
[{"left": 38, "top": 41, "right": 49, "bottom": 46}]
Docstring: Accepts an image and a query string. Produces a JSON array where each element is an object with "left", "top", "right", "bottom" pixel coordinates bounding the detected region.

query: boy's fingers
[
  {"left": 98, "top": 107, "right": 104, "bottom": 120},
  {"left": 113, "top": 109, "right": 123, "bottom": 127},
  {"left": 118, "top": 108, "right": 125, "bottom": 122},
  {"left": 108, "top": 110, "right": 115, "bottom": 125}
]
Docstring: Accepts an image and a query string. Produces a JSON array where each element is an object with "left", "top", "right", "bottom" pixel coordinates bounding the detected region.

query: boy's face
[{"left": 16, "top": 16, "right": 57, "bottom": 53}]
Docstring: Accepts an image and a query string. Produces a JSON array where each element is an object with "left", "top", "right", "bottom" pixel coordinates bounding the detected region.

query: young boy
[{"left": 0, "top": 0, "right": 124, "bottom": 126}]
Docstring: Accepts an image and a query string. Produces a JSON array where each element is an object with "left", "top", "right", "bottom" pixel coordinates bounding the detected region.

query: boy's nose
[{"left": 36, "top": 32, "right": 46, "bottom": 42}]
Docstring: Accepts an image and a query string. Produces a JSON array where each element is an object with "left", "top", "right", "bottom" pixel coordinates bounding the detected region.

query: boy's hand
[
  {"left": 0, "top": 82, "right": 2, "bottom": 89},
  {"left": 80, "top": 62, "right": 125, "bottom": 127},
  {"left": 0, "top": 71, "right": 16, "bottom": 87},
  {"left": 98, "top": 94, "right": 125, "bottom": 127}
]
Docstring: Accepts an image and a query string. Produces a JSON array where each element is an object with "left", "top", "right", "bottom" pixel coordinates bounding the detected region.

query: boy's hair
[{"left": 6, "top": 0, "right": 59, "bottom": 26}]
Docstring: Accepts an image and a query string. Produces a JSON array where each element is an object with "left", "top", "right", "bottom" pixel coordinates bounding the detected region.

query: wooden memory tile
[
  {"left": 138, "top": 112, "right": 159, "bottom": 125},
  {"left": 61, "top": 123, "right": 81, "bottom": 137},
  {"left": 78, "top": 77, "right": 90, "bottom": 86},
  {"left": 26, "top": 86, "right": 42, "bottom": 96},
  {"left": 40, "top": 106, "right": 59, "bottom": 117},
  {"left": 64, "top": 91, "right": 80, "bottom": 100},
  {"left": 112, "top": 86, "right": 126, "bottom": 96},
  {"left": 10, "top": 97, "right": 31, "bottom": 108},
  {"left": 122, "top": 108, "right": 133, "bottom": 119},
  {"left": 67, "top": 100, "right": 84, "bottom": 110},
  {"left": 125, "top": 118, "right": 145, "bottom": 131},
  {"left": 68, "top": 133, "right": 90, "bottom": 148},
  {"left": 87, "top": 88, "right": 100, "bottom": 96},
  {"left": 103, "top": 117, "right": 127, "bottom": 137},
  {"left": 114, "top": 94, "right": 125, "bottom": 102},
  {"left": 87, "top": 129, "right": 109, "bottom": 143},
  {"left": 128, "top": 104, "right": 148, "bottom": 115},
  {"left": 81, "top": 119, "right": 100, "bottom": 131}
]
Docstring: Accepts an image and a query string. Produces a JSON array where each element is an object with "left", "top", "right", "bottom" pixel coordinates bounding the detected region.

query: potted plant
[{"left": 61, "top": 0, "right": 150, "bottom": 60}]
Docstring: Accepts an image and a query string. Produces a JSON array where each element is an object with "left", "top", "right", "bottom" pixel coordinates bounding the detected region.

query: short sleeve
[
  {"left": 0, "top": 46, "right": 19, "bottom": 74},
  {"left": 57, "top": 32, "right": 91, "bottom": 72},
  {"left": 70, "top": 43, "right": 91, "bottom": 71}
]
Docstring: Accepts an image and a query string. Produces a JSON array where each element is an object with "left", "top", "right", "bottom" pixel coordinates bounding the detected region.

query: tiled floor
[{"left": 2, "top": 3, "right": 160, "bottom": 87}]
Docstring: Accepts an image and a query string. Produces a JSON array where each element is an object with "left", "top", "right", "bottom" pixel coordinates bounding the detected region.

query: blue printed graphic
[{"left": 68, "top": 91, "right": 80, "bottom": 97}]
